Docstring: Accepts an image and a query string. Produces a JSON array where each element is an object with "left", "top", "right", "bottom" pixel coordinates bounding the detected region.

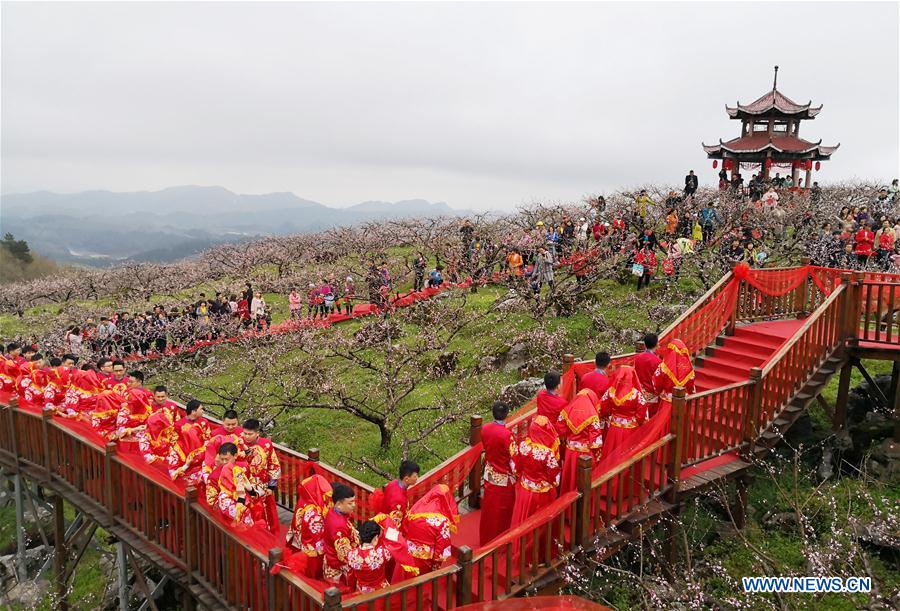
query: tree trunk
[{"left": 379, "top": 423, "right": 393, "bottom": 449}]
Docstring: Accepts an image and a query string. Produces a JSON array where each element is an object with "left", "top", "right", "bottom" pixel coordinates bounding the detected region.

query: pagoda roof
[
  {"left": 702, "top": 134, "right": 840, "bottom": 158},
  {"left": 726, "top": 89, "right": 822, "bottom": 119}
]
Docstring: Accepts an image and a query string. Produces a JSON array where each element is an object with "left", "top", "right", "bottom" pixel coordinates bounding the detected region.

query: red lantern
[
  {"left": 712, "top": 160, "right": 718, "bottom": 169},
  {"left": 792, "top": 160, "right": 800, "bottom": 169},
  {"left": 805, "top": 160, "right": 812, "bottom": 170},
  {"left": 815, "top": 161, "right": 821, "bottom": 171},
  {"left": 724, "top": 159, "right": 733, "bottom": 171},
  {"left": 765, "top": 158, "right": 773, "bottom": 169}
]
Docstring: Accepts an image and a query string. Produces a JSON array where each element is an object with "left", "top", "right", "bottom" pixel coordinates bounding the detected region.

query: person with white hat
[{"left": 341, "top": 276, "right": 355, "bottom": 315}]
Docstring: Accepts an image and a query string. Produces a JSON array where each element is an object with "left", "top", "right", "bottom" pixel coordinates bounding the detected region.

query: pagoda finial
[{"left": 773, "top": 65, "right": 779, "bottom": 91}]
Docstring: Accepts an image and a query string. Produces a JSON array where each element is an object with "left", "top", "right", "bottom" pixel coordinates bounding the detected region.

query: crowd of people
[
  {"left": 810, "top": 202, "right": 900, "bottom": 271},
  {"left": 0, "top": 329, "right": 693, "bottom": 594}
]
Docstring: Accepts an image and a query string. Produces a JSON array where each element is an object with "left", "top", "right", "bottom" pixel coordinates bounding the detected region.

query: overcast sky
[{"left": 2, "top": 1, "right": 898, "bottom": 210}]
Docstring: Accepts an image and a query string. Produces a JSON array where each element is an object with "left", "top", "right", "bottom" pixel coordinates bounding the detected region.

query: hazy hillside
[{"left": 0, "top": 186, "right": 462, "bottom": 265}]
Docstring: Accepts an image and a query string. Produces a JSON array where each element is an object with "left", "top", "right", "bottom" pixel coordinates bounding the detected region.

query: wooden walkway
[{"left": 1, "top": 265, "right": 898, "bottom": 610}]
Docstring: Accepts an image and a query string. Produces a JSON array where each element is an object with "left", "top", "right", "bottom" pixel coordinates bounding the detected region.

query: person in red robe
[
  {"left": 599, "top": 366, "right": 648, "bottom": 458},
  {"left": 138, "top": 386, "right": 183, "bottom": 468},
  {"left": 201, "top": 429, "right": 246, "bottom": 484},
  {"left": 479, "top": 401, "right": 517, "bottom": 545},
  {"left": 41, "top": 356, "right": 76, "bottom": 411},
  {"left": 62, "top": 367, "right": 104, "bottom": 421},
  {"left": 380, "top": 460, "right": 419, "bottom": 524},
  {"left": 558, "top": 389, "right": 603, "bottom": 494},
  {"left": 651, "top": 339, "right": 696, "bottom": 412},
  {"left": 536, "top": 371, "right": 568, "bottom": 438},
  {"left": 323, "top": 483, "right": 360, "bottom": 585},
  {"left": 111, "top": 372, "right": 154, "bottom": 454},
  {"left": 854, "top": 221, "right": 875, "bottom": 265},
  {"left": 402, "top": 484, "right": 459, "bottom": 575},
  {"left": 15, "top": 355, "right": 46, "bottom": 407},
  {"left": 205, "top": 442, "right": 255, "bottom": 528},
  {"left": 285, "top": 474, "right": 332, "bottom": 579},
  {"left": 347, "top": 521, "right": 392, "bottom": 593},
  {"left": 210, "top": 409, "right": 243, "bottom": 437},
  {"left": 579, "top": 352, "right": 611, "bottom": 398},
  {"left": 168, "top": 400, "right": 212, "bottom": 485},
  {"left": 241, "top": 419, "right": 281, "bottom": 534},
  {"left": 101, "top": 360, "right": 130, "bottom": 394},
  {"left": 1, "top": 343, "right": 24, "bottom": 393},
  {"left": 510, "top": 415, "right": 561, "bottom": 526},
  {"left": 634, "top": 333, "right": 662, "bottom": 417}
]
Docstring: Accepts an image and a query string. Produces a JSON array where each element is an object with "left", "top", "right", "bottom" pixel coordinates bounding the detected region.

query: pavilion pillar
[
  {"left": 805, "top": 165, "right": 813, "bottom": 193},
  {"left": 791, "top": 164, "right": 800, "bottom": 187}
]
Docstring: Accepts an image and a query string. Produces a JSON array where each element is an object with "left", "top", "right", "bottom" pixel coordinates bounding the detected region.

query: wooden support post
[
  {"left": 746, "top": 368, "right": 764, "bottom": 443},
  {"left": 838, "top": 272, "right": 853, "bottom": 339},
  {"left": 307, "top": 448, "right": 320, "bottom": 463},
  {"left": 468, "top": 415, "right": 483, "bottom": 509},
  {"left": 833, "top": 360, "right": 853, "bottom": 432},
  {"left": 667, "top": 387, "right": 686, "bottom": 505},
  {"left": 13, "top": 473, "right": 27, "bottom": 582},
  {"left": 267, "top": 548, "right": 282, "bottom": 611},
  {"left": 117, "top": 541, "right": 129, "bottom": 611},
  {"left": 574, "top": 455, "right": 593, "bottom": 550},
  {"left": 726, "top": 290, "right": 738, "bottom": 336},
  {"left": 53, "top": 494, "right": 69, "bottom": 611},
  {"left": 455, "top": 545, "right": 473, "bottom": 606},
  {"left": 105, "top": 443, "right": 117, "bottom": 524},
  {"left": 562, "top": 353, "right": 575, "bottom": 375},
  {"left": 323, "top": 587, "right": 342, "bottom": 611}
]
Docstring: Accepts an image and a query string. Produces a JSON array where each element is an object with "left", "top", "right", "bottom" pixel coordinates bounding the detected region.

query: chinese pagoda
[{"left": 702, "top": 66, "right": 839, "bottom": 186}]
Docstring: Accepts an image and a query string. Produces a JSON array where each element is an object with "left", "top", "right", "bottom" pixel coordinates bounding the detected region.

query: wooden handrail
[
  {"left": 761, "top": 283, "right": 846, "bottom": 376},
  {"left": 659, "top": 271, "right": 734, "bottom": 340},
  {"left": 685, "top": 379, "right": 753, "bottom": 401},
  {"left": 273, "top": 564, "right": 330, "bottom": 603},
  {"left": 591, "top": 434, "right": 675, "bottom": 488},
  {"left": 340, "top": 563, "right": 459, "bottom": 605}
]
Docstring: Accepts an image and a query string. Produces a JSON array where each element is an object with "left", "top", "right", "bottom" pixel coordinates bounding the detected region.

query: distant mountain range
[{"left": 0, "top": 186, "right": 466, "bottom": 266}]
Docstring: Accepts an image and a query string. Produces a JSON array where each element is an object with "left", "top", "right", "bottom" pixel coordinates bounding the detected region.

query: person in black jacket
[{"left": 684, "top": 170, "right": 699, "bottom": 197}]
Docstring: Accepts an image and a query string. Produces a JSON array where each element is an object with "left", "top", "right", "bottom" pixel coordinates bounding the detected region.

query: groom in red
[{"left": 479, "top": 401, "right": 517, "bottom": 545}]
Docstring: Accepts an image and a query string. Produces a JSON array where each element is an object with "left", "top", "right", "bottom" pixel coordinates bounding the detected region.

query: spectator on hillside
[
  {"left": 413, "top": 253, "right": 427, "bottom": 292},
  {"left": 530, "top": 246, "right": 554, "bottom": 293},
  {"left": 684, "top": 170, "right": 698, "bottom": 197},
  {"left": 341, "top": 277, "right": 355, "bottom": 314},
  {"left": 288, "top": 288, "right": 302, "bottom": 320}
]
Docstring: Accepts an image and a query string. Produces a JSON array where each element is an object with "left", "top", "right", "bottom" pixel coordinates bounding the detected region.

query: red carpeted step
[
  {"left": 707, "top": 346, "right": 767, "bottom": 367},
  {"left": 695, "top": 370, "right": 745, "bottom": 389},
  {"left": 733, "top": 326, "right": 791, "bottom": 346},
  {"left": 697, "top": 360, "right": 749, "bottom": 381},
  {"left": 719, "top": 336, "right": 778, "bottom": 357}
]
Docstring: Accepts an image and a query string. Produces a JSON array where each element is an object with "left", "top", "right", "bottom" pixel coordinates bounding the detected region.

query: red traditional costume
[
  {"left": 347, "top": 541, "right": 392, "bottom": 593},
  {"left": 381, "top": 479, "right": 410, "bottom": 524},
  {"left": 101, "top": 375, "right": 130, "bottom": 395},
  {"left": 139, "top": 404, "right": 181, "bottom": 467},
  {"left": 510, "top": 416, "right": 560, "bottom": 526},
  {"left": 599, "top": 367, "right": 648, "bottom": 458},
  {"left": 210, "top": 424, "right": 244, "bottom": 437},
  {"left": 243, "top": 436, "right": 282, "bottom": 534},
  {"left": 285, "top": 474, "right": 332, "bottom": 580},
  {"left": 580, "top": 369, "right": 610, "bottom": 399},
  {"left": 15, "top": 361, "right": 45, "bottom": 407},
  {"left": 479, "top": 420, "right": 517, "bottom": 545},
  {"left": 536, "top": 389, "right": 569, "bottom": 438},
  {"left": 559, "top": 389, "right": 602, "bottom": 494},
  {"left": 0, "top": 355, "right": 22, "bottom": 393},
  {"left": 90, "top": 391, "right": 125, "bottom": 438},
  {"left": 403, "top": 484, "right": 459, "bottom": 575},
  {"left": 651, "top": 340, "right": 696, "bottom": 411},
  {"left": 854, "top": 228, "right": 875, "bottom": 256},
  {"left": 323, "top": 505, "right": 360, "bottom": 585},
  {"left": 62, "top": 370, "right": 104, "bottom": 420},
  {"left": 201, "top": 433, "right": 245, "bottom": 483},
  {"left": 41, "top": 366, "right": 73, "bottom": 411},
  {"left": 113, "top": 387, "right": 154, "bottom": 453},
  {"left": 168, "top": 416, "right": 212, "bottom": 485},
  {"left": 634, "top": 349, "right": 662, "bottom": 416},
  {"left": 205, "top": 459, "right": 254, "bottom": 529}
]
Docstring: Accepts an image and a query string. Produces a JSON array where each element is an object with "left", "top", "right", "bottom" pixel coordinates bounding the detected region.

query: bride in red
[
  {"left": 284, "top": 474, "right": 332, "bottom": 580},
  {"left": 558, "top": 389, "right": 602, "bottom": 494},
  {"left": 651, "top": 339, "right": 696, "bottom": 411},
  {"left": 510, "top": 415, "right": 561, "bottom": 525},
  {"left": 599, "top": 367, "right": 648, "bottom": 458}
]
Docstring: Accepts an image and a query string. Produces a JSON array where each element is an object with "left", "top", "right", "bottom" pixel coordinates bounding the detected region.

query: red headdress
[
  {"left": 607, "top": 366, "right": 641, "bottom": 406},
  {"left": 562, "top": 390, "right": 600, "bottom": 435},
  {"left": 297, "top": 474, "right": 333, "bottom": 512},
  {"left": 527, "top": 414, "right": 560, "bottom": 452},
  {"left": 659, "top": 339, "right": 695, "bottom": 387},
  {"left": 72, "top": 369, "right": 103, "bottom": 394},
  {"left": 408, "top": 483, "right": 460, "bottom": 531}
]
